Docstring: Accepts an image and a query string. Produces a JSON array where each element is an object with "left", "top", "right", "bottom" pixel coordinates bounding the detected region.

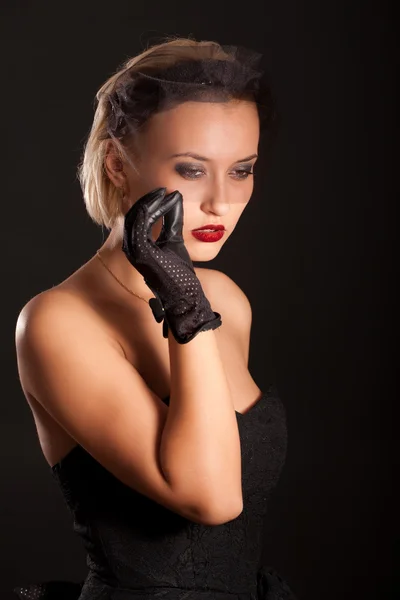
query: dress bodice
[{"left": 13, "top": 384, "right": 297, "bottom": 600}]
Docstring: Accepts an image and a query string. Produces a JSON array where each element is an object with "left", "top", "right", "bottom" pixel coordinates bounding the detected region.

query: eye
[
  {"left": 174, "top": 164, "right": 255, "bottom": 181},
  {"left": 233, "top": 168, "right": 254, "bottom": 180},
  {"left": 175, "top": 165, "right": 204, "bottom": 179}
]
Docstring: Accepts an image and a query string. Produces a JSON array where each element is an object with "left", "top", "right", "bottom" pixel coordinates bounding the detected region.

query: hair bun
[{"left": 105, "top": 43, "right": 278, "bottom": 141}]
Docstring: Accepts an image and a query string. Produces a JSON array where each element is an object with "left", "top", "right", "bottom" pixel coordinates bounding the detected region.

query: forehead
[{"left": 139, "top": 100, "right": 260, "bottom": 160}]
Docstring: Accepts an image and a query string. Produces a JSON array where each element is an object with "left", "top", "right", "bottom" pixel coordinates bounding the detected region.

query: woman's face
[{"left": 122, "top": 99, "right": 260, "bottom": 262}]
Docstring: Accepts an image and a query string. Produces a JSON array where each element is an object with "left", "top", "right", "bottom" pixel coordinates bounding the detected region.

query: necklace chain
[{"left": 95, "top": 250, "right": 150, "bottom": 305}]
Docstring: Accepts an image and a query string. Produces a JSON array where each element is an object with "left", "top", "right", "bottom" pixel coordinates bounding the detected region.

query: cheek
[
  {"left": 150, "top": 219, "right": 163, "bottom": 242},
  {"left": 133, "top": 159, "right": 167, "bottom": 188},
  {"left": 181, "top": 202, "right": 196, "bottom": 227}
]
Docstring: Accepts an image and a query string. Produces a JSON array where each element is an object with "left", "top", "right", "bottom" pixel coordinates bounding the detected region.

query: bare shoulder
[
  {"left": 16, "top": 290, "right": 70, "bottom": 345},
  {"left": 17, "top": 287, "right": 92, "bottom": 325},
  {"left": 195, "top": 267, "right": 252, "bottom": 320},
  {"left": 16, "top": 288, "right": 121, "bottom": 354},
  {"left": 194, "top": 268, "right": 252, "bottom": 362},
  {"left": 15, "top": 289, "right": 125, "bottom": 403}
]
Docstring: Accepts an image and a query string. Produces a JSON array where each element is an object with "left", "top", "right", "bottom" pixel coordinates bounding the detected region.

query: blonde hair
[{"left": 77, "top": 36, "right": 232, "bottom": 230}]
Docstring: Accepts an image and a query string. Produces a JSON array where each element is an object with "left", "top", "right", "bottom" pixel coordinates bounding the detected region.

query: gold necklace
[{"left": 95, "top": 250, "right": 150, "bottom": 304}]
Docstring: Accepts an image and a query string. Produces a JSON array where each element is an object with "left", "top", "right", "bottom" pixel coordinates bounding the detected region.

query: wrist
[{"left": 164, "top": 310, "right": 222, "bottom": 344}]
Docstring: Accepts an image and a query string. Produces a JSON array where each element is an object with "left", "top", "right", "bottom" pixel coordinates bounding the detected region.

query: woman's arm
[
  {"left": 15, "top": 289, "right": 242, "bottom": 526},
  {"left": 160, "top": 326, "right": 242, "bottom": 519}
]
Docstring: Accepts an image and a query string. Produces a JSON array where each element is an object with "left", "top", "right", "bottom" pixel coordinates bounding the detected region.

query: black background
[{"left": 1, "top": 2, "right": 396, "bottom": 599}]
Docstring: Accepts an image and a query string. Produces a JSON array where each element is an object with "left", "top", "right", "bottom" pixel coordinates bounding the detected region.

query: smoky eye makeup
[
  {"left": 174, "top": 163, "right": 202, "bottom": 177},
  {"left": 174, "top": 162, "right": 255, "bottom": 179}
]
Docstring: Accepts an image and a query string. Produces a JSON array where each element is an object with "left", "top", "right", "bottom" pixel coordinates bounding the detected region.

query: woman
[{"left": 13, "top": 37, "right": 297, "bottom": 599}]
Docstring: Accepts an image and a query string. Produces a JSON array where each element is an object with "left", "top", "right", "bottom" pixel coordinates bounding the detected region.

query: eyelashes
[{"left": 174, "top": 163, "right": 254, "bottom": 181}]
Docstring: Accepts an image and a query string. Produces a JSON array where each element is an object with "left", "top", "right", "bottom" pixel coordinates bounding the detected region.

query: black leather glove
[{"left": 122, "top": 187, "right": 222, "bottom": 344}]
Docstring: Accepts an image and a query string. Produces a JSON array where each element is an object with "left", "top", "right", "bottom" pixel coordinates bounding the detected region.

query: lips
[
  {"left": 191, "top": 229, "right": 225, "bottom": 243},
  {"left": 192, "top": 224, "right": 225, "bottom": 231}
]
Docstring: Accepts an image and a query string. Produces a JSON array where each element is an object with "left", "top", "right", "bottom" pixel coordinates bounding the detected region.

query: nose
[{"left": 200, "top": 181, "right": 231, "bottom": 215}]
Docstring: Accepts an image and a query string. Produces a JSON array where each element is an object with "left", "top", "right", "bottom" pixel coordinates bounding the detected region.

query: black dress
[{"left": 13, "top": 384, "right": 298, "bottom": 599}]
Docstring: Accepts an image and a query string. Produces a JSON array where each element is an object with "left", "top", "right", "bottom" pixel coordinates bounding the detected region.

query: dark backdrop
[{"left": 1, "top": 2, "right": 396, "bottom": 599}]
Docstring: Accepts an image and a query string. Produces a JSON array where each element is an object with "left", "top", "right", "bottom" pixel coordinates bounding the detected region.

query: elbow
[
  {"left": 197, "top": 497, "right": 244, "bottom": 526},
  {"left": 168, "top": 477, "right": 244, "bottom": 526}
]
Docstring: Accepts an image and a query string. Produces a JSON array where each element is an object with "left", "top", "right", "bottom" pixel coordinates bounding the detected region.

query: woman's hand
[{"left": 122, "top": 187, "right": 221, "bottom": 344}]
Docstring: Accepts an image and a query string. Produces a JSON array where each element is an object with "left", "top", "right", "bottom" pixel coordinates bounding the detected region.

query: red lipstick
[{"left": 191, "top": 224, "right": 225, "bottom": 243}]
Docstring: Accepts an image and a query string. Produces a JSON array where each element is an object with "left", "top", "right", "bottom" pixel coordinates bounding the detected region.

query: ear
[{"left": 104, "top": 140, "right": 127, "bottom": 189}]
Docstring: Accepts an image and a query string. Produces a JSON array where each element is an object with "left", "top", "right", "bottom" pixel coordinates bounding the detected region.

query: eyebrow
[{"left": 168, "top": 152, "right": 258, "bottom": 163}]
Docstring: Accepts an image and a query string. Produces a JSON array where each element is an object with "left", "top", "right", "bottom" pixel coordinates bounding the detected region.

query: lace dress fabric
[{"left": 13, "top": 384, "right": 297, "bottom": 599}]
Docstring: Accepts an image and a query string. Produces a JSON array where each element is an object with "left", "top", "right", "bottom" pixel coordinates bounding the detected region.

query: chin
[{"left": 187, "top": 244, "right": 223, "bottom": 263}]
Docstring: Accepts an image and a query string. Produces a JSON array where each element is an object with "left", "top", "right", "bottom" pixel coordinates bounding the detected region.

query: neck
[{"left": 96, "top": 220, "right": 155, "bottom": 303}]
